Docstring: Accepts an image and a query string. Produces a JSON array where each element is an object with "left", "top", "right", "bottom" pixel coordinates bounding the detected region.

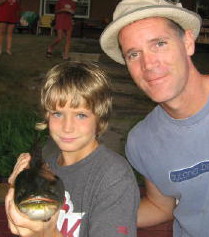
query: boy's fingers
[
  {"left": 8, "top": 153, "right": 31, "bottom": 185},
  {"left": 5, "top": 188, "right": 20, "bottom": 235}
]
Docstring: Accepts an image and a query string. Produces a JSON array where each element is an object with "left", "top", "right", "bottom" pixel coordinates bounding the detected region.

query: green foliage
[{"left": 0, "top": 108, "right": 48, "bottom": 177}]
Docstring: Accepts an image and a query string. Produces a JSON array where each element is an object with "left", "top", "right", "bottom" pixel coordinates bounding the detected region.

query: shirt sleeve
[{"left": 88, "top": 166, "right": 140, "bottom": 237}]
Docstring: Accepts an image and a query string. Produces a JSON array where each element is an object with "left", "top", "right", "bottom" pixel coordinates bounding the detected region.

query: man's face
[{"left": 119, "top": 17, "right": 195, "bottom": 105}]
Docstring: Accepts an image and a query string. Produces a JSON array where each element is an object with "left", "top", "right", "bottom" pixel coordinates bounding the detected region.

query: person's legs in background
[
  {"left": 47, "top": 29, "right": 63, "bottom": 57},
  {"left": 0, "top": 22, "right": 7, "bottom": 54},
  {"left": 63, "top": 28, "right": 72, "bottom": 60},
  {"left": 6, "top": 23, "right": 15, "bottom": 55}
]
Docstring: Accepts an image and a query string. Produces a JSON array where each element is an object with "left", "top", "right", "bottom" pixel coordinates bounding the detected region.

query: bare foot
[
  {"left": 62, "top": 53, "right": 70, "bottom": 60},
  {"left": 6, "top": 49, "right": 12, "bottom": 55},
  {"left": 46, "top": 47, "right": 53, "bottom": 58}
]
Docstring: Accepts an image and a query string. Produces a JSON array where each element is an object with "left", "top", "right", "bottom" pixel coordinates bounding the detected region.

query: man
[{"left": 100, "top": 0, "right": 209, "bottom": 236}]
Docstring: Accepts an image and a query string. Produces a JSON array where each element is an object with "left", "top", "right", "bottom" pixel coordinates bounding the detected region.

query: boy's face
[{"left": 48, "top": 100, "right": 98, "bottom": 164}]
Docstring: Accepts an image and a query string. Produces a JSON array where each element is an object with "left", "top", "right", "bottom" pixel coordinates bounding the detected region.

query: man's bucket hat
[{"left": 100, "top": 0, "right": 202, "bottom": 64}]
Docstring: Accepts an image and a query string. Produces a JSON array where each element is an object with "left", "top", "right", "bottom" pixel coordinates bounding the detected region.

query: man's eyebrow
[
  {"left": 148, "top": 36, "right": 170, "bottom": 43},
  {"left": 123, "top": 48, "right": 141, "bottom": 56},
  {"left": 126, "top": 48, "right": 139, "bottom": 53}
]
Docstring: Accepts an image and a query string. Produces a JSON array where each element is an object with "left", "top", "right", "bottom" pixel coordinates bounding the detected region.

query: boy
[{"left": 6, "top": 61, "right": 139, "bottom": 237}]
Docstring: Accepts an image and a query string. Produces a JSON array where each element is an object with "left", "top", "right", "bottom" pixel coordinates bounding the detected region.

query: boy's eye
[
  {"left": 76, "top": 113, "right": 87, "bottom": 119},
  {"left": 52, "top": 111, "right": 62, "bottom": 118}
]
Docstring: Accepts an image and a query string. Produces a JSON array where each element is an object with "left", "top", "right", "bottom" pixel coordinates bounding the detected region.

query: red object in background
[
  {"left": 137, "top": 221, "right": 173, "bottom": 237},
  {"left": 0, "top": 0, "right": 20, "bottom": 24},
  {"left": 0, "top": 204, "right": 18, "bottom": 237}
]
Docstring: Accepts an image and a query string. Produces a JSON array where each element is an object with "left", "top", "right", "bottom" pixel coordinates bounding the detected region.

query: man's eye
[
  {"left": 126, "top": 51, "right": 141, "bottom": 61},
  {"left": 157, "top": 40, "right": 167, "bottom": 47}
]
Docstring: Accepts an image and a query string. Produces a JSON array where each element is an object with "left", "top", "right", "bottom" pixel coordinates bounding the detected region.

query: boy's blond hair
[{"left": 37, "top": 61, "right": 112, "bottom": 137}]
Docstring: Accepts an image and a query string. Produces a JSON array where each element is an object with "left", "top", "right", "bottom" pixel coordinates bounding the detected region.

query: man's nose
[{"left": 141, "top": 51, "right": 159, "bottom": 71}]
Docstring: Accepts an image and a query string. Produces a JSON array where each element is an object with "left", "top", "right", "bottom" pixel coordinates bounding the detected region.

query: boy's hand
[
  {"left": 5, "top": 188, "right": 62, "bottom": 237},
  {"left": 8, "top": 153, "right": 31, "bottom": 186}
]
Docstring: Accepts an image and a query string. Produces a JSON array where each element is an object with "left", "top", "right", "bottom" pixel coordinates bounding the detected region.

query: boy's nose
[{"left": 63, "top": 117, "right": 74, "bottom": 132}]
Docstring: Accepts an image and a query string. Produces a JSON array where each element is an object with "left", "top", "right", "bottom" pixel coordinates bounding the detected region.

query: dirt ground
[{"left": 1, "top": 35, "right": 209, "bottom": 177}]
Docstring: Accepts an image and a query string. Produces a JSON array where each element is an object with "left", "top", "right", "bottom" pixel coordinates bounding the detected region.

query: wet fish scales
[{"left": 18, "top": 198, "right": 60, "bottom": 221}]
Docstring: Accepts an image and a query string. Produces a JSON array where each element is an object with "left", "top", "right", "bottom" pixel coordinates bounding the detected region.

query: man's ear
[{"left": 184, "top": 30, "right": 195, "bottom": 56}]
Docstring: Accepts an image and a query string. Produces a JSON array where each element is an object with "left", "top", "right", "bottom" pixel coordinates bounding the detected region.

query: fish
[{"left": 14, "top": 141, "right": 65, "bottom": 221}]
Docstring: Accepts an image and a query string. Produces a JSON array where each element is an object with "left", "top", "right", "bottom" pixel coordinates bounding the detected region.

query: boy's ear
[{"left": 184, "top": 30, "right": 195, "bottom": 56}]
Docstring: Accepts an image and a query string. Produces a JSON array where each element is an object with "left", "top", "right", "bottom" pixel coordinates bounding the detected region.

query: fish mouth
[
  {"left": 17, "top": 196, "right": 62, "bottom": 221},
  {"left": 14, "top": 154, "right": 65, "bottom": 221}
]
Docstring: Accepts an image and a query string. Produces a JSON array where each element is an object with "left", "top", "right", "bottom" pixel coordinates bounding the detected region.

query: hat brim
[{"left": 100, "top": 5, "right": 201, "bottom": 64}]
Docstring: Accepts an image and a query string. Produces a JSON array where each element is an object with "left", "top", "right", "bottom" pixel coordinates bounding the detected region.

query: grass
[{"left": 0, "top": 108, "right": 48, "bottom": 177}]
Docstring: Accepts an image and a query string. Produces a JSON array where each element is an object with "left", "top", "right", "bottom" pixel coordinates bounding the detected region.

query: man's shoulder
[{"left": 129, "top": 105, "right": 160, "bottom": 135}]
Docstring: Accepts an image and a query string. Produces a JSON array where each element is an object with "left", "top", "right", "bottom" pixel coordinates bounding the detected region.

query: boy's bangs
[{"left": 45, "top": 85, "right": 88, "bottom": 111}]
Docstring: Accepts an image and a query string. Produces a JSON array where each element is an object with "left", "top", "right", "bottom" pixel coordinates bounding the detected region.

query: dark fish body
[
  {"left": 14, "top": 144, "right": 65, "bottom": 221},
  {"left": 14, "top": 166, "right": 65, "bottom": 221}
]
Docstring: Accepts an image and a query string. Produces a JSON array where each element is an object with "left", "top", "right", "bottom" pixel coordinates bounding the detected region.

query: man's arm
[{"left": 137, "top": 179, "right": 176, "bottom": 228}]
